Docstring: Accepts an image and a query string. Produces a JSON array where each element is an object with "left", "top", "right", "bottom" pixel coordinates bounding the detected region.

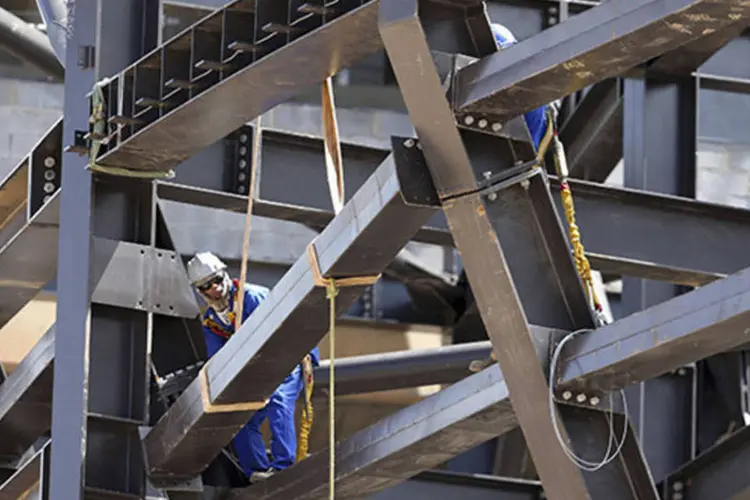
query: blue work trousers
[{"left": 232, "top": 365, "right": 303, "bottom": 475}]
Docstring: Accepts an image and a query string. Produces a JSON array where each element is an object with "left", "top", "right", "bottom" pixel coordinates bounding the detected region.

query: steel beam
[
  {"left": 0, "top": 327, "right": 53, "bottom": 464},
  {"left": 453, "top": 0, "right": 750, "bottom": 122},
  {"left": 226, "top": 367, "right": 518, "bottom": 500},
  {"left": 663, "top": 423, "right": 750, "bottom": 499},
  {"left": 142, "top": 145, "right": 441, "bottom": 480},
  {"left": 0, "top": 440, "right": 49, "bottom": 500},
  {"left": 558, "top": 79, "right": 623, "bottom": 182},
  {"left": 157, "top": 127, "right": 750, "bottom": 287},
  {"left": 380, "top": 2, "right": 658, "bottom": 498},
  {"left": 557, "top": 265, "right": 750, "bottom": 393},
  {"left": 0, "top": 7, "right": 64, "bottom": 79},
  {"left": 374, "top": 470, "right": 542, "bottom": 500},
  {"left": 92, "top": 0, "right": 384, "bottom": 175}
]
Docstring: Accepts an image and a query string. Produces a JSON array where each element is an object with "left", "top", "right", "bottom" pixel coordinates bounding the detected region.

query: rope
[
  {"left": 322, "top": 76, "right": 345, "bottom": 214},
  {"left": 235, "top": 115, "right": 262, "bottom": 331},
  {"left": 306, "top": 243, "right": 380, "bottom": 499},
  {"left": 546, "top": 108, "right": 606, "bottom": 319}
]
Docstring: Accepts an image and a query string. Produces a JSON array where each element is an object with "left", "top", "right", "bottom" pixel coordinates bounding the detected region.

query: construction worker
[
  {"left": 491, "top": 22, "right": 549, "bottom": 151},
  {"left": 187, "top": 251, "right": 320, "bottom": 483}
]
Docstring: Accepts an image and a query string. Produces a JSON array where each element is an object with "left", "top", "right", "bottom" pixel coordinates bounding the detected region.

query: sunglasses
[{"left": 197, "top": 275, "right": 223, "bottom": 292}]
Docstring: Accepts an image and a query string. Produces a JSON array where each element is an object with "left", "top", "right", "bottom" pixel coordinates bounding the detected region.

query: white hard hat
[{"left": 187, "top": 251, "right": 227, "bottom": 286}]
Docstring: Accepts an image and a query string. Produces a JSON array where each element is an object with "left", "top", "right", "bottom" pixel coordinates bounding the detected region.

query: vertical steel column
[
  {"left": 50, "top": 1, "right": 157, "bottom": 498},
  {"left": 49, "top": 0, "right": 98, "bottom": 496},
  {"left": 621, "top": 76, "right": 698, "bottom": 482}
]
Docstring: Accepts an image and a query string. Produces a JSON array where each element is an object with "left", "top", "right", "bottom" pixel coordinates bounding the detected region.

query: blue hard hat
[{"left": 491, "top": 23, "right": 517, "bottom": 49}]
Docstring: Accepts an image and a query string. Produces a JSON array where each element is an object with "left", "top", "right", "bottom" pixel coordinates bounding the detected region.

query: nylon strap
[{"left": 306, "top": 243, "right": 381, "bottom": 288}]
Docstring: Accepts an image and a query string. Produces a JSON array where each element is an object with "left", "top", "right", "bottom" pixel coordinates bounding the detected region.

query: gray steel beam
[
  {"left": 48, "top": 0, "right": 98, "bottom": 495},
  {"left": 0, "top": 440, "right": 49, "bottom": 500},
  {"left": 558, "top": 79, "right": 623, "bottom": 182},
  {"left": 226, "top": 367, "right": 518, "bottom": 500},
  {"left": 92, "top": 0, "right": 384, "bottom": 175},
  {"left": 34, "top": 0, "right": 68, "bottom": 65},
  {"left": 219, "top": 260, "right": 750, "bottom": 499},
  {"left": 0, "top": 7, "right": 63, "bottom": 79},
  {"left": 159, "top": 126, "right": 750, "bottom": 288},
  {"left": 51, "top": 0, "right": 157, "bottom": 498},
  {"left": 374, "top": 470, "right": 542, "bottom": 500},
  {"left": 662, "top": 424, "right": 750, "bottom": 499},
  {"left": 142, "top": 145, "right": 441, "bottom": 481},
  {"left": 0, "top": 328, "right": 53, "bottom": 464},
  {"left": 453, "top": 0, "right": 750, "bottom": 126},
  {"left": 380, "top": 1, "right": 657, "bottom": 498},
  {"left": 557, "top": 265, "right": 750, "bottom": 393}
]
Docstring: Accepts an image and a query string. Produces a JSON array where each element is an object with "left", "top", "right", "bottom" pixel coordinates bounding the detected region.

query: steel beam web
[{"left": 142, "top": 144, "right": 441, "bottom": 480}]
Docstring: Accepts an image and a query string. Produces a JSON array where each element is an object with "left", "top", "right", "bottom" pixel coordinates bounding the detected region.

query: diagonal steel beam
[
  {"left": 92, "top": 0, "right": 383, "bottom": 175},
  {"left": 379, "top": 2, "right": 658, "bottom": 499},
  {"left": 0, "top": 440, "right": 48, "bottom": 500},
  {"left": 226, "top": 366, "right": 517, "bottom": 500},
  {"left": 0, "top": 327, "right": 54, "bottom": 465},
  {"left": 453, "top": 0, "right": 750, "bottom": 122},
  {"left": 142, "top": 146, "right": 441, "bottom": 481},
  {"left": 557, "top": 265, "right": 750, "bottom": 393}
]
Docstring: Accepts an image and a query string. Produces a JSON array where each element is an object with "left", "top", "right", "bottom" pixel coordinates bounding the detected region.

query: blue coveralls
[
  {"left": 201, "top": 279, "right": 321, "bottom": 476},
  {"left": 492, "top": 23, "right": 548, "bottom": 150}
]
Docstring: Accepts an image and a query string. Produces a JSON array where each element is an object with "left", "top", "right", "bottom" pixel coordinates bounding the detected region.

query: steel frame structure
[{"left": 0, "top": 0, "right": 748, "bottom": 499}]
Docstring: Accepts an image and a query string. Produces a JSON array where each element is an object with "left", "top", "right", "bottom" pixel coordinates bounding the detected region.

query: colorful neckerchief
[{"left": 202, "top": 279, "right": 242, "bottom": 339}]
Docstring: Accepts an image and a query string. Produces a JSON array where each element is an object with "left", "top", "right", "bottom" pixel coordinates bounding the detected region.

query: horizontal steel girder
[
  {"left": 158, "top": 131, "right": 750, "bottom": 287},
  {"left": 93, "top": 0, "right": 383, "bottom": 174},
  {"left": 142, "top": 147, "right": 441, "bottom": 480},
  {"left": 453, "top": 0, "right": 750, "bottom": 120}
]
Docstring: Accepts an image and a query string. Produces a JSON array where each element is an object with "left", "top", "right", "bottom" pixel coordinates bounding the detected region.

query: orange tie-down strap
[
  {"left": 305, "top": 243, "right": 381, "bottom": 288},
  {"left": 199, "top": 368, "right": 267, "bottom": 414}
]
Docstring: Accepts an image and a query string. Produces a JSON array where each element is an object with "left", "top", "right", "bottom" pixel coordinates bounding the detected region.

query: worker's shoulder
[{"left": 243, "top": 282, "right": 270, "bottom": 298}]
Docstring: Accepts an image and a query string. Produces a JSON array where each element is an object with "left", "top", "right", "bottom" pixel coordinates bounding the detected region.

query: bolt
[
  {"left": 483, "top": 171, "right": 492, "bottom": 179},
  {"left": 673, "top": 493, "right": 683, "bottom": 500},
  {"left": 677, "top": 368, "right": 687, "bottom": 376},
  {"left": 43, "top": 195, "right": 51, "bottom": 204},
  {"left": 44, "top": 169, "right": 56, "bottom": 181},
  {"left": 491, "top": 122, "right": 503, "bottom": 132},
  {"left": 43, "top": 182, "right": 55, "bottom": 193},
  {"left": 520, "top": 179, "right": 531, "bottom": 190},
  {"left": 589, "top": 396, "right": 600, "bottom": 406},
  {"left": 549, "top": 16, "right": 558, "bottom": 24},
  {"left": 238, "top": 173, "right": 246, "bottom": 182},
  {"left": 237, "top": 185, "right": 245, "bottom": 194},
  {"left": 403, "top": 139, "right": 415, "bottom": 148},
  {"left": 562, "top": 391, "right": 572, "bottom": 401},
  {"left": 576, "top": 393, "right": 586, "bottom": 403},
  {"left": 487, "top": 192, "right": 497, "bottom": 201},
  {"left": 478, "top": 119, "right": 488, "bottom": 128},
  {"left": 673, "top": 482, "right": 683, "bottom": 492},
  {"left": 464, "top": 115, "right": 475, "bottom": 126},
  {"left": 239, "top": 134, "right": 248, "bottom": 143},
  {"left": 239, "top": 146, "right": 248, "bottom": 156},
  {"left": 44, "top": 156, "right": 56, "bottom": 168},
  {"left": 239, "top": 159, "right": 247, "bottom": 169}
]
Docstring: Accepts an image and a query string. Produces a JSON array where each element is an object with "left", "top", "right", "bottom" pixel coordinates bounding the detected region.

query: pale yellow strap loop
[{"left": 199, "top": 368, "right": 266, "bottom": 414}]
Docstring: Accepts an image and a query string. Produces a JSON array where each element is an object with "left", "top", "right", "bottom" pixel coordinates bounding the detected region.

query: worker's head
[
  {"left": 491, "top": 23, "right": 517, "bottom": 50},
  {"left": 187, "top": 251, "right": 231, "bottom": 304}
]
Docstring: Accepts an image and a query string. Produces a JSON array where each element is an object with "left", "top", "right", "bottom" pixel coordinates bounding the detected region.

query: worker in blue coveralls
[
  {"left": 187, "top": 251, "right": 320, "bottom": 484},
  {"left": 491, "top": 23, "right": 550, "bottom": 151}
]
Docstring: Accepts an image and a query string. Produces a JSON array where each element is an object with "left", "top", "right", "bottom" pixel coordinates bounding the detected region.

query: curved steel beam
[{"left": 0, "top": 7, "right": 63, "bottom": 79}]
